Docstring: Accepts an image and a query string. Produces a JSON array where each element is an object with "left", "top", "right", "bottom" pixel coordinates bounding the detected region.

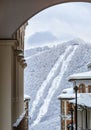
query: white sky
[{"left": 25, "top": 2, "right": 91, "bottom": 48}]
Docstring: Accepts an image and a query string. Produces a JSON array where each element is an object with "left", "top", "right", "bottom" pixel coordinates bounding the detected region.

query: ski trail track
[
  {"left": 30, "top": 46, "right": 72, "bottom": 117},
  {"left": 31, "top": 45, "right": 78, "bottom": 127}
]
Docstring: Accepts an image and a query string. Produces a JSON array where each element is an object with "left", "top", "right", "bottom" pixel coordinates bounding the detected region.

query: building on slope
[{"left": 58, "top": 71, "right": 91, "bottom": 130}]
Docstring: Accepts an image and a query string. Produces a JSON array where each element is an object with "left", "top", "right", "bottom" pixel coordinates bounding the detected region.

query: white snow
[
  {"left": 24, "top": 39, "right": 91, "bottom": 130},
  {"left": 30, "top": 45, "right": 73, "bottom": 118},
  {"left": 25, "top": 50, "right": 49, "bottom": 60},
  {"left": 62, "top": 87, "right": 74, "bottom": 94},
  {"left": 58, "top": 87, "right": 80, "bottom": 99},
  {"left": 70, "top": 93, "right": 91, "bottom": 108},
  {"left": 58, "top": 93, "right": 76, "bottom": 99},
  {"left": 13, "top": 111, "right": 26, "bottom": 127},
  {"left": 24, "top": 94, "right": 31, "bottom": 101},
  {"left": 32, "top": 45, "right": 78, "bottom": 126},
  {"left": 68, "top": 71, "right": 91, "bottom": 81}
]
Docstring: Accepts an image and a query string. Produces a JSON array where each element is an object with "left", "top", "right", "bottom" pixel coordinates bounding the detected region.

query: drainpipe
[
  {"left": 70, "top": 107, "right": 74, "bottom": 130},
  {"left": 82, "top": 109, "right": 83, "bottom": 130},
  {"left": 74, "top": 84, "right": 78, "bottom": 130},
  {"left": 85, "top": 107, "right": 88, "bottom": 129}
]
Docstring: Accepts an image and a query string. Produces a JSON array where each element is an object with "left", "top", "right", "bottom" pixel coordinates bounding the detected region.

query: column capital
[
  {"left": 21, "top": 62, "right": 27, "bottom": 68},
  {"left": 17, "top": 54, "right": 24, "bottom": 62},
  {"left": 0, "top": 40, "right": 18, "bottom": 49},
  {"left": 14, "top": 49, "right": 23, "bottom": 56},
  {"left": 20, "top": 59, "right": 27, "bottom": 68}
]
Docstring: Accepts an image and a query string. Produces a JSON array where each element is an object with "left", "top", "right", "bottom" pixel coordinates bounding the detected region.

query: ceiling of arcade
[{"left": 0, "top": 0, "right": 91, "bottom": 39}]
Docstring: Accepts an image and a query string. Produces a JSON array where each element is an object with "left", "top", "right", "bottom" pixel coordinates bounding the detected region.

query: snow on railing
[{"left": 24, "top": 94, "right": 31, "bottom": 101}]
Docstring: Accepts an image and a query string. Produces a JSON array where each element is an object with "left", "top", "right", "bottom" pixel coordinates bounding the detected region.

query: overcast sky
[{"left": 25, "top": 2, "right": 91, "bottom": 49}]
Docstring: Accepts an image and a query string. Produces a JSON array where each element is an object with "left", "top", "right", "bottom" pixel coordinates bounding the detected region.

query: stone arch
[
  {"left": 0, "top": 0, "right": 91, "bottom": 38},
  {"left": 14, "top": 0, "right": 91, "bottom": 35}
]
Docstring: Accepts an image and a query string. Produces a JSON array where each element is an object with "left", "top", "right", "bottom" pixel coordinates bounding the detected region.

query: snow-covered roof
[
  {"left": 13, "top": 111, "right": 26, "bottom": 127},
  {"left": 58, "top": 87, "right": 91, "bottom": 108},
  {"left": 69, "top": 93, "right": 91, "bottom": 108},
  {"left": 62, "top": 87, "right": 74, "bottom": 94},
  {"left": 24, "top": 94, "right": 31, "bottom": 101},
  {"left": 68, "top": 71, "right": 91, "bottom": 81},
  {"left": 58, "top": 87, "right": 76, "bottom": 99},
  {"left": 58, "top": 93, "right": 76, "bottom": 99}
]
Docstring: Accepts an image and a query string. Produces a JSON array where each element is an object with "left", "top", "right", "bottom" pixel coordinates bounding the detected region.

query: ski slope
[{"left": 24, "top": 39, "right": 91, "bottom": 130}]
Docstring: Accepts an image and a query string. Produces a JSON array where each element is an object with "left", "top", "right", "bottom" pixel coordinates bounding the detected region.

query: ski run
[{"left": 30, "top": 45, "right": 78, "bottom": 127}]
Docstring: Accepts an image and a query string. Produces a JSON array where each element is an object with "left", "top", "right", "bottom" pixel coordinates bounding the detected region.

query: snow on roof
[
  {"left": 24, "top": 94, "right": 31, "bottom": 101},
  {"left": 62, "top": 87, "right": 74, "bottom": 94},
  {"left": 58, "top": 87, "right": 91, "bottom": 108},
  {"left": 13, "top": 111, "right": 26, "bottom": 127},
  {"left": 58, "top": 93, "right": 75, "bottom": 99},
  {"left": 68, "top": 71, "right": 91, "bottom": 81},
  {"left": 69, "top": 93, "right": 91, "bottom": 108},
  {"left": 58, "top": 87, "right": 76, "bottom": 99}
]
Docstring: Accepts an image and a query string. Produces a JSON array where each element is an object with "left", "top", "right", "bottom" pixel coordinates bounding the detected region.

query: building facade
[{"left": 58, "top": 71, "right": 91, "bottom": 130}]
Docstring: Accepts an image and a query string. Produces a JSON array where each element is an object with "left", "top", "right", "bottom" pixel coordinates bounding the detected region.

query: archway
[{"left": 0, "top": 1, "right": 91, "bottom": 130}]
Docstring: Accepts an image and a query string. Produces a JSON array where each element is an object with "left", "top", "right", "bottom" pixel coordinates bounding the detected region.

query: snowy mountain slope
[
  {"left": 31, "top": 45, "right": 78, "bottom": 127},
  {"left": 30, "top": 117, "right": 60, "bottom": 130},
  {"left": 24, "top": 39, "right": 91, "bottom": 130},
  {"left": 24, "top": 45, "right": 51, "bottom": 58}
]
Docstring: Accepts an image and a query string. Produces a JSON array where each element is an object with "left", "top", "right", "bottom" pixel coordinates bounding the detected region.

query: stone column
[
  {"left": 12, "top": 49, "right": 23, "bottom": 123},
  {"left": 0, "top": 40, "right": 17, "bottom": 130},
  {"left": 19, "top": 59, "right": 27, "bottom": 115},
  {"left": 12, "top": 49, "right": 27, "bottom": 130},
  {"left": 18, "top": 55, "right": 25, "bottom": 116}
]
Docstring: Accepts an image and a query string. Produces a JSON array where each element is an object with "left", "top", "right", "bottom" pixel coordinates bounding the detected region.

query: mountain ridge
[{"left": 24, "top": 38, "right": 91, "bottom": 130}]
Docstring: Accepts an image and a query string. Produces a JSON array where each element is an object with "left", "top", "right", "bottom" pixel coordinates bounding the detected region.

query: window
[
  {"left": 61, "top": 100, "right": 65, "bottom": 115},
  {"left": 88, "top": 85, "right": 91, "bottom": 93},
  {"left": 79, "top": 84, "right": 86, "bottom": 93},
  {"left": 66, "top": 102, "right": 72, "bottom": 115}
]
